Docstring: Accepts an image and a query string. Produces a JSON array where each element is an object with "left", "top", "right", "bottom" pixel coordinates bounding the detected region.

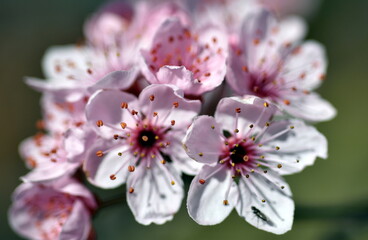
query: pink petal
[
  {"left": 187, "top": 165, "right": 239, "bottom": 225},
  {"left": 138, "top": 84, "right": 201, "bottom": 129},
  {"left": 59, "top": 200, "right": 92, "bottom": 240},
  {"left": 85, "top": 89, "right": 139, "bottom": 138},
  {"left": 183, "top": 115, "right": 223, "bottom": 165},
  {"left": 215, "top": 96, "right": 277, "bottom": 135}
]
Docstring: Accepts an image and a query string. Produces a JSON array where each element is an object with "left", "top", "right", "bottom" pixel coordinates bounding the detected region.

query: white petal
[
  {"left": 127, "top": 162, "right": 184, "bottom": 225},
  {"left": 187, "top": 165, "right": 238, "bottom": 225},
  {"left": 235, "top": 171, "right": 294, "bottom": 234}
]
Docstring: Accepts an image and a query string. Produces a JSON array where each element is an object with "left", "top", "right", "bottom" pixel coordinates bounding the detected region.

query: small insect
[{"left": 251, "top": 206, "right": 275, "bottom": 227}]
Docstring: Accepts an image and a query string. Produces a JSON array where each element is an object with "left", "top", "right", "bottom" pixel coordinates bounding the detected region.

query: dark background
[{"left": 1, "top": 0, "right": 368, "bottom": 239}]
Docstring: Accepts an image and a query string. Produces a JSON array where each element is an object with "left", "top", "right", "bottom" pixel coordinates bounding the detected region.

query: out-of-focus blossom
[
  {"left": 259, "top": 0, "right": 322, "bottom": 18},
  {"left": 9, "top": 178, "right": 97, "bottom": 240},
  {"left": 26, "top": 46, "right": 138, "bottom": 103},
  {"left": 84, "top": 84, "right": 201, "bottom": 224},
  {"left": 183, "top": 96, "right": 327, "bottom": 234},
  {"left": 141, "top": 18, "right": 228, "bottom": 96},
  {"left": 227, "top": 9, "right": 336, "bottom": 122}
]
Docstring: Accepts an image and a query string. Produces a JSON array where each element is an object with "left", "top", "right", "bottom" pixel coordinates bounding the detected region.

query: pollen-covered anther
[
  {"left": 96, "top": 151, "right": 104, "bottom": 157},
  {"left": 251, "top": 169, "right": 255, "bottom": 173},
  {"left": 171, "top": 181, "right": 175, "bottom": 185},
  {"left": 129, "top": 187, "right": 134, "bottom": 193},
  {"left": 118, "top": 152, "right": 123, "bottom": 156},
  {"left": 290, "top": 125, "right": 295, "bottom": 129},
  {"left": 275, "top": 146, "right": 280, "bottom": 150},
  {"left": 113, "top": 134, "right": 119, "bottom": 140},
  {"left": 142, "top": 135, "right": 149, "bottom": 142},
  {"left": 173, "top": 102, "right": 179, "bottom": 108},
  {"left": 198, "top": 153, "right": 203, "bottom": 157},
  {"left": 223, "top": 200, "right": 229, "bottom": 205},
  {"left": 262, "top": 199, "right": 266, "bottom": 203},
  {"left": 96, "top": 120, "right": 104, "bottom": 127},
  {"left": 128, "top": 165, "right": 135, "bottom": 172},
  {"left": 265, "top": 122, "right": 270, "bottom": 127},
  {"left": 277, "top": 164, "right": 282, "bottom": 168},
  {"left": 161, "top": 160, "right": 166, "bottom": 164},
  {"left": 121, "top": 102, "right": 128, "bottom": 109},
  {"left": 283, "top": 99, "right": 291, "bottom": 105},
  {"left": 120, "top": 122, "right": 127, "bottom": 129},
  {"left": 149, "top": 95, "right": 155, "bottom": 101},
  {"left": 235, "top": 108, "right": 241, "bottom": 113},
  {"left": 153, "top": 112, "right": 158, "bottom": 117},
  {"left": 140, "top": 153, "right": 145, "bottom": 157},
  {"left": 155, "top": 136, "right": 159, "bottom": 140},
  {"left": 211, "top": 125, "right": 215, "bottom": 129},
  {"left": 110, "top": 174, "right": 116, "bottom": 180},
  {"left": 204, "top": 72, "right": 211, "bottom": 77},
  {"left": 234, "top": 129, "right": 239, "bottom": 133},
  {"left": 199, "top": 179, "right": 206, "bottom": 184},
  {"left": 263, "top": 102, "right": 269, "bottom": 108},
  {"left": 131, "top": 110, "right": 138, "bottom": 115},
  {"left": 171, "top": 120, "right": 176, "bottom": 126}
]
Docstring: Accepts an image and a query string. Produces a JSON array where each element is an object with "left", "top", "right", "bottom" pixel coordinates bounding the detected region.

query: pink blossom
[
  {"left": 227, "top": 9, "right": 336, "bottom": 122},
  {"left": 84, "top": 84, "right": 201, "bottom": 224},
  {"left": 183, "top": 96, "right": 327, "bottom": 234},
  {"left": 26, "top": 46, "right": 138, "bottom": 103},
  {"left": 19, "top": 128, "right": 95, "bottom": 183},
  {"left": 9, "top": 178, "right": 97, "bottom": 240},
  {"left": 141, "top": 18, "right": 228, "bottom": 96}
]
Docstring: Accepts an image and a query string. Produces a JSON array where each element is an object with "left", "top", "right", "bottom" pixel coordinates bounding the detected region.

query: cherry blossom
[
  {"left": 84, "top": 84, "right": 201, "bottom": 224},
  {"left": 227, "top": 9, "right": 336, "bottom": 122},
  {"left": 183, "top": 96, "right": 327, "bottom": 234},
  {"left": 9, "top": 178, "right": 97, "bottom": 240}
]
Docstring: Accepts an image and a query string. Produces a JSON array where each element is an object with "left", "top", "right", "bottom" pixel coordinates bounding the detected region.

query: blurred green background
[{"left": 1, "top": 0, "right": 368, "bottom": 239}]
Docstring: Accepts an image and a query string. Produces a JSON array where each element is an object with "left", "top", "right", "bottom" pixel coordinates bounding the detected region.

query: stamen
[{"left": 96, "top": 120, "right": 104, "bottom": 127}]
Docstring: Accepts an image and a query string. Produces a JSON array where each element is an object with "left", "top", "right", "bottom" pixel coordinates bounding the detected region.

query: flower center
[
  {"left": 229, "top": 144, "right": 248, "bottom": 164},
  {"left": 138, "top": 130, "right": 157, "bottom": 148}
]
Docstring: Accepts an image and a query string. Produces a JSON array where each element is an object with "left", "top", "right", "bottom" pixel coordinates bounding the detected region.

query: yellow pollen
[
  {"left": 151, "top": 154, "right": 156, "bottom": 159},
  {"left": 223, "top": 200, "right": 229, "bottom": 205},
  {"left": 262, "top": 199, "right": 266, "bottom": 203},
  {"left": 290, "top": 126, "right": 295, "bottom": 129},
  {"left": 251, "top": 169, "right": 255, "bottom": 173},
  {"left": 211, "top": 125, "right": 215, "bottom": 129},
  {"left": 161, "top": 160, "right": 166, "bottom": 164},
  {"left": 198, "top": 153, "right": 203, "bottom": 157},
  {"left": 140, "top": 153, "right": 145, "bottom": 157},
  {"left": 155, "top": 136, "right": 159, "bottom": 140},
  {"left": 171, "top": 181, "right": 175, "bottom": 185},
  {"left": 120, "top": 122, "right": 127, "bottom": 129},
  {"left": 264, "top": 102, "right": 269, "bottom": 107}
]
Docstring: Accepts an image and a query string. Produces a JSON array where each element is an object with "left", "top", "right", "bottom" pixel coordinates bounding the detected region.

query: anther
[
  {"left": 142, "top": 136, "right": 149, "bottom": 142},
  {"left": 264, "top": 102, "right": 269, "bottom": 107},
  {"left": 149, "top": 95, "right": 155, "bottom": 101},
  {"left": 173, "top": 102, "right": 179, "bottom": 108},
  {"left": 171, "top": 120, "right": 176, "bottom": 126},
  {"left": 161, "top": 160, "right": 166, "bottom": 164},
  {"left": 96, "top": 120, "right": 104, "bottom": 127},
  {"left": 204, "top": 72, "right": 211, "bottom": 77},
  {"left": 120, "top": 122, "right": 127, "bottom": 129},
  {"left": 199, "top": 179, "right": 206, "bottom": 184},
  {"left": 262, "top": 199, "right": 266, "bottom": 203},
  {"left": 234, "top": 129, "right": 239, "bottom": 133},
  {"left": 283, "top": 99, "right": 291, "bottom": 105},
  {"left": 113, "top": 134, "right": 119, "bottom": 140},
  {"left": 275, "top": 146, "right": 280, "bottom": 150},
  {"left": 277, "top": 164, "right": 282, "bottom": 168},
  {"left": 110, "top": 174, "right": 116, "bottom": 180},
  {"left": 153, "top": 112, "right": 158, "bottom": 117},
  {"left": 87, "top": 68, "right": 93, "bottom": 75},
  {"left": 211, "top": 125, "right": 215, "bottom": 129},
  {"left": 96, "top": 151, "right": 104, "bottom": 157},
  {"left": 245, "top": 174, "right": 250, "bottom": 178},
  {"left": 198, "top": 153, "right": 203, "bottom": 157},
  {"left": 235, "top": 108, "right": 241, "bottom": 113},
  {"left": 242, "top": 66, "right": 249, "bottom": 72},
  {"left": 265, "top": 122, "right": 270, "bottom": 127},
  {"left": 290, "top": 126, "right": 295, "bottom": 129},
  {"left": 264, "top": 170, "right": 268, "bottom": 173},
  {"left": 121, "top": 102, "right": 128, "bottom": 109},
  {"left": 251, "top": 169, "right": 255, "bottom": 173},
  {"left": 129, "top": 187, "right": 134, "bottom": 193},
  {"left": 131, "top": 110, "right": 138, "bottom": 115},
  {"left": 171, "top": 181, "right": 175, "bottom": 185},
  {"left": 243, "top": 155, "right": 249, "bottom": 162},
  {"left": 140, "top": 153, "right": 145, "bottom": 157},
  {"left": 151, "top": 154, "right": 156, "bottom": 159},
  {"left": 249, "top": 124, "right": 254, "bottom": 128},
  {"left": 118, "top": 152, "right": 123, "bottom": 156},
  {"left": 223, "top": 200, "right": 229, "bottom": 205},
  {"left": 155, "top": 136, "right": 159, "bottom": 140},
  {"left": 128, "top": 166, "right": 135, "bottom": 172}
]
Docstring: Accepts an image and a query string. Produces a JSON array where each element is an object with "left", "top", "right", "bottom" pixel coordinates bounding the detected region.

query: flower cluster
[{"left": 10, "top": 0, "right": 335, "bottom": 238}]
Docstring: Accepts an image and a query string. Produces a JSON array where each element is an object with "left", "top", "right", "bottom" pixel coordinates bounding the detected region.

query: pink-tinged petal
[
  {"left": 183, "top": 116, "right": 223, "bottom": 165},
  {"left": 215, "top": 96, "right": 278, "bottom": 135},
  {"left": 86, "top": 89, "right": 138, "bottom": 138},
  {"left": 187, "top": 165, "right": 239, "bottom": 225},
  {"left": 283, "top": 93, "right": 336, "bottom": 122},
  {"left": 42, "top": 45, "right": 89, "bottom": 80},
  {"left": 282, "top": 41, "right": 327, "bottom": 90},
  {"left": 235, "top": 172, "right": 294, "bottom": 234},
  {"left": 21, "top": 162, "right": 79, "bottom": 183},
  {"left": 155, "top": 66, "right": 197, "bottom": 92},
  {"left": 87, "top": 69, "right": 138, "bottom": 94},
  {"left": 261, "top": 119, "right": 327, "bottom": 175},
  {"left": 84, "top": 140, "right": 130, "bottom": 189},
  {"left": 164, "top": 132, "right": 203, "bottom": 175},
  {"left": 58, "top": 180, "right": 97, "bottom": 209},
  {"left": 63, "top": 128, "right": 96, "bottom": 163},
  {"left": 59, "top": 200, "right": 92, "bottom": 240},
  {"left": 138, "top": 84, "right": 201, "bottom": 129},
  {"left": 25, "top": 77, "right": 81, "bottom": 93},
  {"left": 276, "top": 16, "right": 307, "bottom": 44},
  {"left": 127, "top": 162, "right": 184, "bottom": 225}
]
